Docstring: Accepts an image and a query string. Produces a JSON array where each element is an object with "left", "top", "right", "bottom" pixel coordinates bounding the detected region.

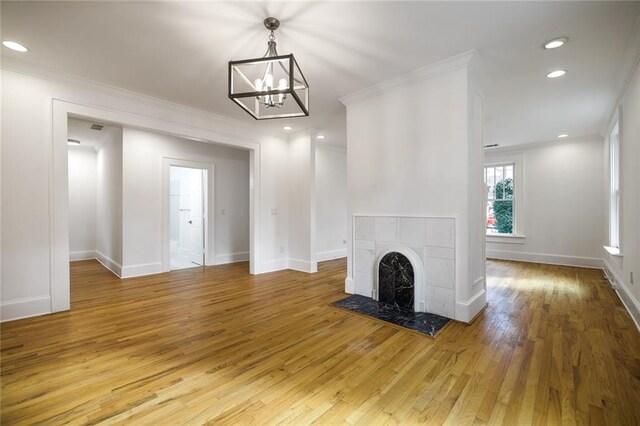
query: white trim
[
  {"left": 215, "top": 252, "right": 250, "bottom": 265},
  {"left": 615, "top": 286, "right": 640, "bottom": 332},
  {"left": 69, "top": 250, "right": 98, "bottom": 261},
  {"left": 603, "top": 257, "right": 640, "bottom": 331},
  {"left": 50, "top": 98, "right": 262, "bottom": 317},
  {"left": 317, "top": 248, "right": 347, "bottom": 262},
  {"left": 455, "top": 290, "right": 486, "bottom": 324},
  {"left": 486, "top": 234, "right": 526, "bottom": 244},
  {"left": 484, "top": 154, "right": 524, "bottom": 237},
  {"left": 487, "top": 250, "right": 603, "bottom": 269},
  {"left": 345, "top": 277, "right": 354, "bottom": 294},
  {"left": 260, "top": 259, "right": 289, "bottom": 274},
  {"left": 352, "top": 213, "right": 458, "bottom": 219},
  {"left": 95, "top": 250, "right": 123, "bottom": 277},
  {"left": 121, "top": 263, "right": 164, "bottom": 279},
  {"left": 288, "top": 258, "right": 318, "bottom": 274},
  {"left": 339, "top": 50, "right": 479, "bottom": 107},
  {"left": 485, "top": 133, "right": 602, "bottom": 153},
  {"left": 603, "top": 246, "right": 622, "bottom": 257},
  {"left": 316, "top": 143, "right": 347, "bottom": 154},
  {"left": 1, "top": 296, "right": 52, "bottom": 322},
  {"left": 2, "top": 56, "right": 264, "bottom": 140}
]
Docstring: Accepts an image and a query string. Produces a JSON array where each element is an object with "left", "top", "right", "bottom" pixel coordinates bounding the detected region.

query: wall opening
[{"left": 169, "top": 166, "right": 206, "bottom": 270}]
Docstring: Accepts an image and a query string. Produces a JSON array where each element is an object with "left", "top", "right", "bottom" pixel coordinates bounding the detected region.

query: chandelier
[{"left": 228, "top": 17, "right": 309, "bottom": 120}]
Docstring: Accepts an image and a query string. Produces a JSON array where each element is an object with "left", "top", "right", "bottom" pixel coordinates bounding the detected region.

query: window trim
[
  {"left": 484, "top": 153, "right": 524, "bottom": 241},
  {"left": 609, "top": 121, "right": 620, "bottom": 249}
]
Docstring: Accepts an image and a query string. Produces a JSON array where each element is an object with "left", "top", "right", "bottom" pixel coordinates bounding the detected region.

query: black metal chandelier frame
[{"left": 228, "top": 17, "right": 310, "bottom": 120}]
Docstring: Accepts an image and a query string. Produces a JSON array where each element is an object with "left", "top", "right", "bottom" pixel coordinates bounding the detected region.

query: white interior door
[
  {"left": 187, "top": 169, "right": 205, "bottom": 265},
  {"left": 170, "top": 166, "right": 206, "bottom": 270}
]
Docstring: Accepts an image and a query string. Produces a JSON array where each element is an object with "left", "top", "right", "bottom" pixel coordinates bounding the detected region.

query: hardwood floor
[{"left": 1, "top": 259, "right": 639, "bottom": 425}]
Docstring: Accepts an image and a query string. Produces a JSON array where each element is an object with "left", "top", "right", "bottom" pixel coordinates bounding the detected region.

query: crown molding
[
  {"left": 1, "top": 56, "right": 278, "bottom": 142},
  {"left": 339, "top": 49, "right": 481, "bottom": 107},
  {"left": 600, "top": 13, "right": 640, "bottom": 136},
  {"left": 316, "top": 142, "right": 347, "bottom": 153},
  {"left": 484, "top": 133, "right": 603, "bottom": 154}
]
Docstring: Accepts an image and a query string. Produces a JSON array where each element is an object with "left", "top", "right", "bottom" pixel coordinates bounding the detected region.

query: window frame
[
  {"left": 609, "top": 121, "right": 620, "bottom": 249},
  {"left": 484, "top": 153, "right": 525, "bottom": 243}
]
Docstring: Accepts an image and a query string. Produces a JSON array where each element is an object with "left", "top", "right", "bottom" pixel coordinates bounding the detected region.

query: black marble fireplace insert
[{"left": 378, "top": 252, "right": 414, "bottom": 310}]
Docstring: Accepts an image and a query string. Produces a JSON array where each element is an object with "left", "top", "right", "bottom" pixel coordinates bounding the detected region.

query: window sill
[
  {"left": 603, "top": 246, "right": 622, "bottom": 257},
  {"left": 486, "top": 234, "right": 526, "bottom": 244}
]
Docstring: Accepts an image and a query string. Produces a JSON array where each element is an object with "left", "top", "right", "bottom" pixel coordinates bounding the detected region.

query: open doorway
[{"left": 170, "top": 166, "right": 207, "bottom": 270}]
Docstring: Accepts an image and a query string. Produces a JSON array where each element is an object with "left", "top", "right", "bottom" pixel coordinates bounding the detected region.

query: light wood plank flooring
[{"left": 1, "top": 259, "right": 639, "bottom": 424}]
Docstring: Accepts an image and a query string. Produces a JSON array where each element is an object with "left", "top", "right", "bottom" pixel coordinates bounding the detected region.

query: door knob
[{"left": 188, "top": 220, "right": 193, "bottom": 225}]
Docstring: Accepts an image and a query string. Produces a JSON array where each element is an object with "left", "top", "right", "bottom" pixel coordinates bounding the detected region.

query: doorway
[{"left": 170, "top": 166, "right": 207, "bottom": 270}]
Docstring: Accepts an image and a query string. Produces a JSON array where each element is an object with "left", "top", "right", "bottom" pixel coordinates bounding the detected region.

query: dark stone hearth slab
[{"left": 331, "top": 295, "right": 450, "bottom": 337}]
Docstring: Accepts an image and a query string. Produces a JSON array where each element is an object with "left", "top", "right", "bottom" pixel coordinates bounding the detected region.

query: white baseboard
[
  {"left": 121, "top": 262, "right": 163, "bottom": 278},
  {"left": 95, "top": 251, "right": 122, "bottom": 277},
  {"left": 345, "top": 277, "right": 354, "bottom": 294},
  {"left": 214, "top": 251, "right": 249, "bottom": 265},
  {"left": 317, "top": 248, "right": 347, "bottom": 262},
  {"left": 1, "top": 296, "right": 51, "bottom": 322},
  {"left": 615, "top": 285, "right": 640, "bottom": 332},
  {"left": 288, "top": 258, "right": 318, "bottom": 273},
  {"left": 603, "top": 257, "right": 640, "bottom": 331},
  {"left": 455, "top": 290, "right": 486, "bottom": 323},
  {"left": 487, "top": 250, "right": 603, "bottom": 269},
  {"left": 69, "top": 250, "right": 97, "bottom": 261},
  {"left": 260, "top": 258, "right": 289, "bottom": 273}
]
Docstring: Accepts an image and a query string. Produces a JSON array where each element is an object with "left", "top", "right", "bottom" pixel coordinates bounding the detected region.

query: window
[
  {"left": 484, "top": 163, "right": 514, "bottom": 235},
  {"left": 610, "top": 122, "right": 620, "bottom": 248}
]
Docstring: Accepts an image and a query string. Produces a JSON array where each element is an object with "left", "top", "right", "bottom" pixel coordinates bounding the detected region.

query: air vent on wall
[
  {"left": 90, "top": 124, "right": 104, "bottom": 131},
  {"left": 483, "top": 143, "right": 499, "bottom": 149}
]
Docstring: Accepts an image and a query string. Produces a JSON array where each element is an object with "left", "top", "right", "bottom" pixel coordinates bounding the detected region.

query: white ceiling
[
  {"left": 3, "top": 1, "right": 639, "bottom": 147},
  {"left": 68, "top": 117, "right": 119, "bottom": 151}
]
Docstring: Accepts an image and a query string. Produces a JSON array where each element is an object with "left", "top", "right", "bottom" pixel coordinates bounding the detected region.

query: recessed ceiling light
[
  {"left": 544, "top": 37, "right": 567, "bottom": 49},
  {"left": 67, "top": 139, "right": 81, "bottom": 145},
  {"left": 316, "top": 135, "right": 325, "bottom": 140},
  {"left": 546, "top": 70, "right": 566, "bottom": 78},
  {"left": 2, "top": 40, "right": 28, "bottom": 52},
  {"left": 558, "top": 134, "right": 568, "bottom": 138},
  {"left": 283, "top": 126, "right": 292, "bottom": 131}
]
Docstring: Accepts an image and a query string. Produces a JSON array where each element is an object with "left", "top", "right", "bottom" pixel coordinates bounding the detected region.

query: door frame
[
  {"left": 163, "top": 159, "right": 214, "bottom": 271},
  {"left": 51, "top": 99, "right": 260, "bottom": 313}
]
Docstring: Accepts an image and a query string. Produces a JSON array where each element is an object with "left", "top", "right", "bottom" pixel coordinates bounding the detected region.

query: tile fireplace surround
[{"left": 352, "top": 215, "right": 456, "bottom": 319}]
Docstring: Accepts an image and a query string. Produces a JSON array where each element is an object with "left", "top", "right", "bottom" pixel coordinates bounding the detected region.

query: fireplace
[
  {"left": 378, "top": 252, "right": 414, "bottom": 310},
  {"left": 353, "top": 215, "right": 456, "bottom": 318}
]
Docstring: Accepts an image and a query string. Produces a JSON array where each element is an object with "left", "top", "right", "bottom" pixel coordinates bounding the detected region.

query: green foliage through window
[{"left": 493, "top": 178, "right": 513, "bottom": 234}]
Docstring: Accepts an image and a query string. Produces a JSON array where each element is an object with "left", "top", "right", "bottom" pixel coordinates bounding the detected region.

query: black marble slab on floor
[{"left": 332, "top": 294, "right": 450, "bottom": 337}]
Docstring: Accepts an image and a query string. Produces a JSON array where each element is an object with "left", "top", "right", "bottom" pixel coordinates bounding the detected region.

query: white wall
[
  {"left": 604, "top": 62, "right": 640, "bottom": 327},
  {"left": 96, "top": 127, "right": 123, "bottom": 273},
  {"left": 259, "top": 136, "right": 290, "bottom": 273},
  {"left": 68, "top": 146, "right": 97, "bottom": 258},
  {"left": 122, "top": 127, "right": 250, "bottom": 274},
  {"left": 315, "top": 146, "right": 347, "bottom": 261},
  {"left": 341, "top": 52, "right": 486, "bottom": 322},
  {"left": 486, "top": 136, "right": 606, "bottom": 267},
  {"left": 287, "top": 131, "right": 317, "bottom": 273},
  {"left": 0, "top": 67, "right": 288, "bottom": 321}
]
